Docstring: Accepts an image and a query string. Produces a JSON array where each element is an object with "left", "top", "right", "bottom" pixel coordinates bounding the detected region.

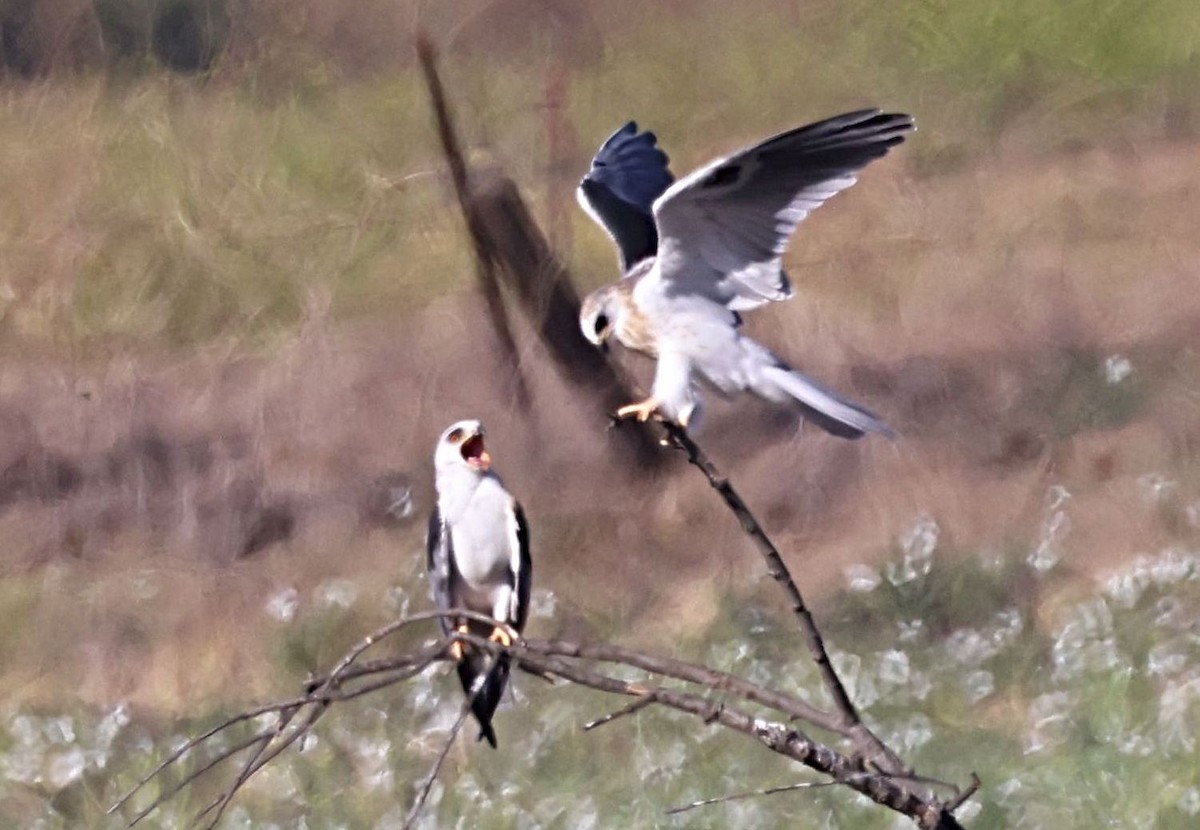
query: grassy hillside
[{"left": 2, "top": 0, "right": 1197, "bottom": 351}]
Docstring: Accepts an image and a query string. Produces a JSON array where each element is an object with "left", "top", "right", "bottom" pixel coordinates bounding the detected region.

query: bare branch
[
  {"left": 402, "top": 705, "right": 471, "bottom": 830},
  {"left": 110, "top": 702, "right": 290, "bottom": 819},
  {"left": 944, "top": 773, "right": 982, "bottom": 814},
  {"left": 114, "top": 615, "right": 456, "bottom": 828},
  {"left": 666, "top": 780, "right": 832, "bottom": 816},
  {"left": 114, "top": 617, "right": 971, "bottom": 830},
  {"left": 500, "top": 641, "right": 967, "bottom": 830},
  {"left": 415, "top": 32, "right": 532, "bottom": 410},
  {"left": 583, "top": 693, "right": 656, "bottom": 731},
  {"left": 647, "top": 420, "right": 909, "bottom": 776},
  {"left": 194, "top": 702, "right": 317, "bottom": 830},
  {"left": 528, "top": 637, "right": 844, "bottom": 735},
  {"left": 415, "top": 33, "right": 665, "bottom": 467},
  {"left": 125, "top": 727, "right": 273, "bottom": 827}
]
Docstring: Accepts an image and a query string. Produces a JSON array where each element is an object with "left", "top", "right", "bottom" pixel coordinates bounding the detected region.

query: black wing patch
[
  {"left": 511, "top": 501, "right": 532, "bottom": 633},
  {"left": 458, "top": 653, "right": 505, "bottom": 749},
  {"left": 425, "top": 505, "right": 456, "bottom": 639},
  {"left": 579, "top": 121, "right": 675, "bottom": 270},
  {"left": 703, "top": 163, "right": 742, "bottom": 189}
]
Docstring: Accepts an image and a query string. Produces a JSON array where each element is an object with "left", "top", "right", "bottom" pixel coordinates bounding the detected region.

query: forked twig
[
  {"left": 125, "top": 728, "right": 272, "bottom": 827},
  {"left": 111, "top": 701, "right": 295, "bottom": 822},
  {"left": 194, "top": 703, "right": 319, "bottom": 830},
  {"left": 943, "top": 773, "right": 982, "bottom": 813},
  {"left": 113, "top": 611, "right": 479, "bottom": 828},
  {"left": 110, "top": 613, "right": 464, "bottom": 824}
]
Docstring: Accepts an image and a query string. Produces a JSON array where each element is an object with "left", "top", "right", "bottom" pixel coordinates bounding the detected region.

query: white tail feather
[{"left": 759, "top": 365, "right": 893, "bottom": 439}]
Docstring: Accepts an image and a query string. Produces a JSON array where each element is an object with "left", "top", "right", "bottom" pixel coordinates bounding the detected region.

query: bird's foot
[
  {"left": 449, "top": 624, "right": 470, "bottom": 661},
  {"left": 488, "top": 624, "right": 519, "bottom": 648},
  {"left": 614, "top": 397, "right": 661, "bottom": 423}
]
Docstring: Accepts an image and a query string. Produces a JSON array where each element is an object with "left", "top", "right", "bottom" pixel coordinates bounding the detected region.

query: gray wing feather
[{"left": 653, "top": 110, "right": 913, "bottom": 310}]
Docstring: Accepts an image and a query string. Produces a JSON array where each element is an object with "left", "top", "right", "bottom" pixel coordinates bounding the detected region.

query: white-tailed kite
[
  {"left": 577, "top": 110, "right": 913, "bottom": 437},
  {"left": 427, "top": 420, "right": 531, "bottom": 748}
]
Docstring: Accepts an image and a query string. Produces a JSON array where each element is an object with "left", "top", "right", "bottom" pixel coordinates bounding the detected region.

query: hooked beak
[{"left": 460, "top": 432, "right": 491, "bottom": 471}]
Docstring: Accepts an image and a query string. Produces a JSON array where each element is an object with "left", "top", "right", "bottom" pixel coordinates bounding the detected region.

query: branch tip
[{"left": 943, "top": 772, "right": 982, "bottom": 814}]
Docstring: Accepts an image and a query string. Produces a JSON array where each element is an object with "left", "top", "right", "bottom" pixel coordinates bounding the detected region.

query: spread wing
[
  {"left": 577, "top": 122, "right": 674, "bottom": 271},
  {"left": 507, "top": 501, "right": 532, "bottom": 632},
  {"left": 652, "top": 109, "right": 914, "bottom": 311},
  {"left": 425, "top": 506, "right": 457, "bottom": 638}
]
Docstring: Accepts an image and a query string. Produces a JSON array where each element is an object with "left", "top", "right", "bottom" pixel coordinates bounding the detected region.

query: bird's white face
[
  {"left": 580, "top": 289, "right": 618, "bottom": 349},
  {"left": 435, "top": 420, "right": 491, "bottom": 473}
]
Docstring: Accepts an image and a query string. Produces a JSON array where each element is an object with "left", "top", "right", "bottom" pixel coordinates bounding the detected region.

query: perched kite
[
  {"left": 577, "top": 110, "right": 913, "bottom": 437},
  {"left": 427, "top": 420, "right": 531, "bottom": 747}
]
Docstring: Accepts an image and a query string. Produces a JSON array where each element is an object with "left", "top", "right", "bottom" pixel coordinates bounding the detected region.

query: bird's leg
[
  {"left": 614, "top": 397, "right": 661, "bottom": 422},
  {"left": 449, "top": 624, "right": 470, "bottom": 661}
]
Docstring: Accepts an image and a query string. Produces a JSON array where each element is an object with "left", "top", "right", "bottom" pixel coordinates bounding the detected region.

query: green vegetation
[
  {"left": 0, "top": 74, "right": 465, "bottom": 350},
  {"left": 4, "top": 543, "right": 1200, "bottom": 828},
  {"left": 2, "top": 0, "right": 1198, "bottom": 350}
]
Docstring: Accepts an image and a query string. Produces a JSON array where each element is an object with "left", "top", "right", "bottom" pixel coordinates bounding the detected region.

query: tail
[
  {"left": 759, "top": 364, "right": 893, "bottom": 440},
  {"left": 456, "top": 652, "right": 511, "bottom": 749}
]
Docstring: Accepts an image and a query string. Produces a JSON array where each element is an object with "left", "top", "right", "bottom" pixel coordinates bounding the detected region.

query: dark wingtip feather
[
  {"left": 585, "top": 121, "right": 674, "bottom": 212},
  {"left": 457, "top": 653, "right": 509, "bottom": 750},
  {"left": 579, "top": 121, "right": 675, "bottom": 268}
]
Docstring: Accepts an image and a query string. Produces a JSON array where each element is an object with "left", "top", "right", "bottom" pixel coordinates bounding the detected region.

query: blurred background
[{"left": 1, "top": 0, "right": 1199, "bottom": 826}]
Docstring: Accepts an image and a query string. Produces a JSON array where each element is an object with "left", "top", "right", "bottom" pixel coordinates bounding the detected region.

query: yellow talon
[
  {"left": 615, "top": 398, "right": 660, "bottom": 422},
  {"left": 489, "top": 626, "right": 515, "bottom": 648},
  {"left": 449, "top": 623, "right": 470, "bottom": 661}
]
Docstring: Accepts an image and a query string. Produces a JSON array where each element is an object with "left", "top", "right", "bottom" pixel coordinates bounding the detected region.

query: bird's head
[
  {"left": 580, "top": 286, "right": 621, "bottom": 352},
  {"left": 435, "top": 420, "right": 491, "bottom": 474}
]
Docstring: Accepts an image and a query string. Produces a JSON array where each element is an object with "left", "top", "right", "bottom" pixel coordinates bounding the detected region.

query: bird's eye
[
  {"left": 593, "top": 314, "right": 609, "bottom": 337},
  {"left": 447, "top": 428, "right": 465, "bottom": 444}
]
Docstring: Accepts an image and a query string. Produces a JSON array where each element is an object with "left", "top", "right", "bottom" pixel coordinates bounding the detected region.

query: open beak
[{"left": 460, "top": 432, "right": 491, "bottom": 471}]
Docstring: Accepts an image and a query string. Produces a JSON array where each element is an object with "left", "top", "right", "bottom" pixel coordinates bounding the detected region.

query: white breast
[{"left": 444, "top": 476, "right": 514, "bottom": 589}]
